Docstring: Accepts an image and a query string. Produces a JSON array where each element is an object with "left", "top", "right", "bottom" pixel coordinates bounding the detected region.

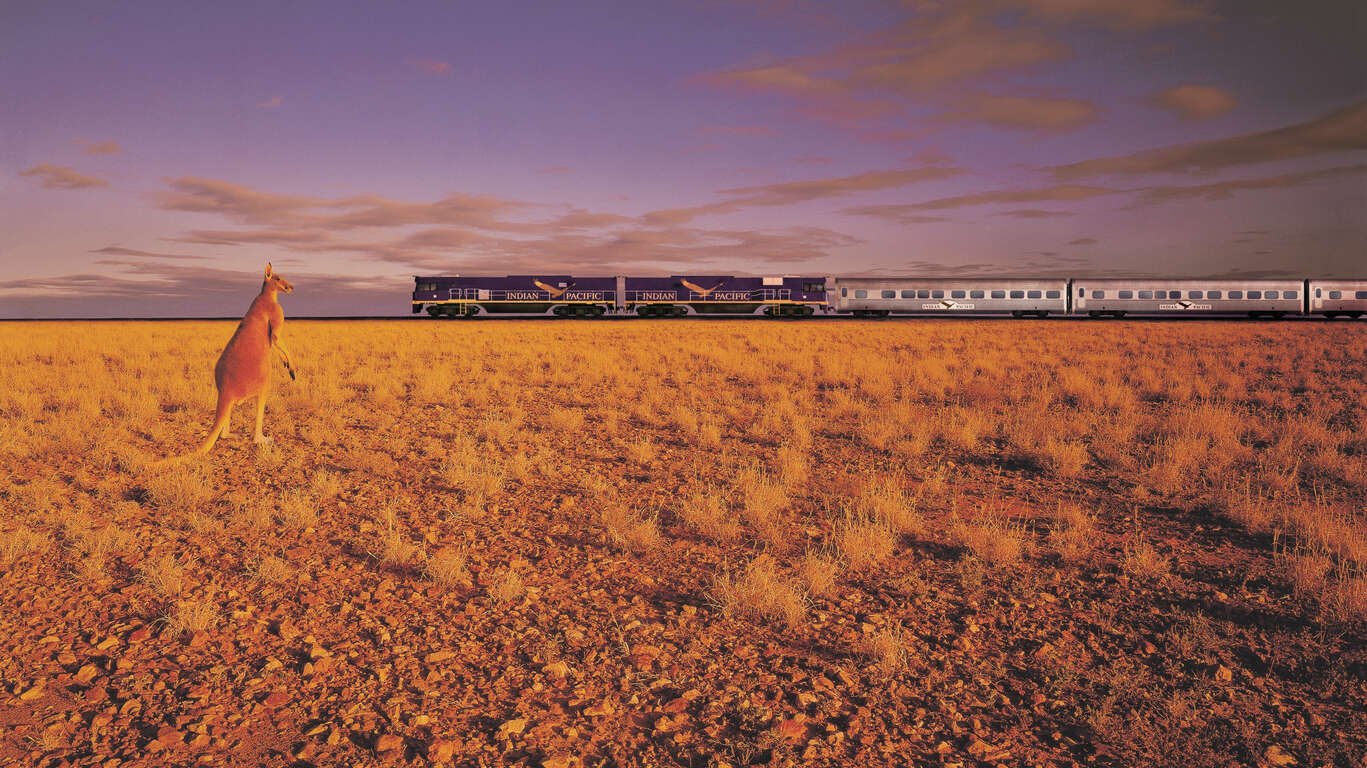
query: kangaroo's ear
[{"left": 265, "top": 263, "right": 274, "bottom": 278}]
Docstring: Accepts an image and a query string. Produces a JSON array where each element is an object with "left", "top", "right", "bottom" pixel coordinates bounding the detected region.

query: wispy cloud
[
  {"left": 941, "top": 94, "right": 1100, "bottom": 133},
  {"left": 1068, "top": 237, "right": 1098, "bottom": 245},
  {"left": 257, "top": 95, "right": 283, "bottom": 108},
  {"left": 417, "top": 59, "right": 452, "bottom": 74},
  {"left": 18, "top": 164, "right": 110, "bottom": 190},
  {"left": 91, "top": 245, "right": 206, "bottom": 261},
  {"left": 840, "top": 205, "right": 948, "bottom": 224},
  {"left": 1150, "top": 84, "right": 1237, "bottom": 120},
  {"left": 994, "top": 208, "right": 1077, "bottom": 218},
  {"left": 643, "top": 166, "right": 966, "bottom": 225},
  {"left": 1047, "top": 99, "right": 1367, "bottom": 178},
  {"left": 74, "top": 140, "right": 123, "bottom": 156}
]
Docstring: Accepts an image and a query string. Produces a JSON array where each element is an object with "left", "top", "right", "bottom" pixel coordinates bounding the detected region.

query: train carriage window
[
  {"left": 417, "top": 282, "right": 438, "bottom": 292},
  {"left": 918, "top": 289, "right": 931, "bottom": 299},
  {"left": 1169, "top": 290, "right": 1183, "bottom": 299},
  {"left": 1228, "top": 290, "right": 1243, "bottom": 299},
  {"left": 1264, "top": 290, "right": 1278, "bottom": 299},
  {"left": 1207, "top": 290, "right": 1221, "bottom": 299},
  {"left": 1118, "top": 290, "right": 1133, "bottom": 299},
  {"left": 1247, "top": 290, "right": 1262, "bottom": 300},
  {"left": 1153, "top": 291, "right": 1166, "bottom": 299},
  {"left": 1027, "top": 290, "right": 1042, "bottom": 299},
  {"left": 1189, "top": 291, "right": 1203, "bottom": 299},
  {"left": 901, "top": 290, "right": 915, "bottom": 298},
  {"left": 970, "top": 290, "right": 985, "bottom": 299},
  {"left": 1329, "top": 290, "right": 1342, "bottom": 299},
  {"left": 951, "top": 290, "right": 966, "bottom": 299},
  {"left": 855, "top": 289, "right": 867, "bottom": 298},
  {"left": 932, "top": 290, "right": 945, "bottom": 299},
  {"left": 1009, "top": 290, "right": 1025, "bottom": 299},
  {"left": 991, "top": 290, "right": 1006, "bottom": 299},
  {"left": 881, "top": 290, "right": 896, "bottom": 299},
  {"left": 1315, "top": 288, "right": 1321, "bottom": 298},
  {"left": 841, "top": 287, "right": 847, "bottom": 297},
  {"left": 1357, "top": 291, "right": 1367, "bottom": 299},
  {"left": 1091, "top": 290, "right": 1104, "bottom": 299},
  {"left": 1285, "top": 290, "right": 1297, "bottom": 299},
  {"left": 1138, "top": 290, "right": 1153, "bottom": 299},
  {"left": 1046, "top": 290, "right": 1060, "bottom": 299}
]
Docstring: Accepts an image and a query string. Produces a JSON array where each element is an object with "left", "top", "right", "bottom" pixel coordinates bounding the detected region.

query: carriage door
[
  {"left": 1312, "top": 287, "right": 1322, "bottom": 311},
  {"left": 1075, "top": 286, "right": 1086, "bottom": 310}
]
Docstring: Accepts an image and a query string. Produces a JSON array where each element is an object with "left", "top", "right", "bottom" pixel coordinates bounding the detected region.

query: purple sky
[{"left": 2, "top": 0, "right": 1364, "bottom": 317}]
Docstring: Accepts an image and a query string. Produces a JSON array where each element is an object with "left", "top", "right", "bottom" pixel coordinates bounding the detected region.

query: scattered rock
[
  {"left": 427, "top": 739, "right": 456, "bottom": 763},
  {"left": 375, "top": 733, "right": 404, "bottom": 753},
  {"left": 496, "top": 717, "right": 527, "bottom": 739}
]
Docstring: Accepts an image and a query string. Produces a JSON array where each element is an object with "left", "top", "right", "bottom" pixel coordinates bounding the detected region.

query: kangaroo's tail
[{"left": 148, "top": 392, "right": 233, "bottom": 469}]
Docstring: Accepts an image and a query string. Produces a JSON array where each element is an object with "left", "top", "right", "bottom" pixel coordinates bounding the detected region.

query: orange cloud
[
  {"left": 994, "top": 208, "right": 1077, "bottom": 218},
  {"left": 942, "top": 94, "right": 1100, "bottom": 132},
  {"left": 1048, "top": 99, "right": 1367, "bottom": 178},
  {"left": 18, "top": 164, "right": 109, "bottom": 190},
  {"left": 999, "top": 0, "right": 1211, "bottom": 29},
  {"left": 1129, "top": 163, "right": 1367, "bottom": 206},
  {"left": 417, "top": 59, "right": 452, "bottom": 74},
  {"left": 643, "top": 166, "right": 967, "bottom": 224},
  {"left": 840, "top": 205, "right": 948, "bottom": 224},
  {"left": 75, "top": 140, "right": 122, "bottom": 156},
  {"left": 257, "top": 96, "right": 283, "bottom": 108},
  {"left": 1151, "top": 84, "right": 1237, "bottom": 120}
]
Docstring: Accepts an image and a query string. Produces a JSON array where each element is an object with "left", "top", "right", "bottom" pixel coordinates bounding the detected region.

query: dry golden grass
[
  {"left": 488, "top": 568, "right": 525, "bottom": 604},
  {"left": 425, "top": 549, "right": 470, "bottom": 585},
  {"left": 139, "top": 555, "right": 187, "bottom": 597},
  {"left": 600, "top": 507, "right": 663, "bottom": 553},
  {"left": 835, "top": 513, "right": 895, "bottom": 571},
  {"left": 2, "top": 319, "right": 1366, "bottom": 767},
  {"left": 711, "top": 555, "right": 806, "bottom": 630},
  {"left": 951, "top": 514, "right": 1028, "bottom": 567},
  {"left": 862, "top": 623, "right": 909, "bottom": 676},
  {"left": 165, "top": 598, "right": 217, "bottom": 634}
]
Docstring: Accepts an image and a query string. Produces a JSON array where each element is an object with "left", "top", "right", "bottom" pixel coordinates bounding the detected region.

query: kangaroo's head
[{"left": 263, "top": 263, "right": 294, "bottom": 294}]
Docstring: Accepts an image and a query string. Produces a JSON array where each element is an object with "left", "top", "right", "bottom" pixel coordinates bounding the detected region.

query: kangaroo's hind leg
[{"left": 253, "top": 389, "right": 272, "bottom": 445}]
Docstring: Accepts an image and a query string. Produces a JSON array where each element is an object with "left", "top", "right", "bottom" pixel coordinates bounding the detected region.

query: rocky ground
[{"left": 0, "top": 319, "right": 1364, "bottom": 767}]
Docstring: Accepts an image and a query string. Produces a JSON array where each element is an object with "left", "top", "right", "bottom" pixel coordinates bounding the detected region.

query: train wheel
[{"left": 426, "top": 306, "right": 443, "bottom": 318}]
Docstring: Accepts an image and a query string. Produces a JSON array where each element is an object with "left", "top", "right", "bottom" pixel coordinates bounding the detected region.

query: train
[{"left": 412, "top": 275, "right": 1367, "bottom": 319}]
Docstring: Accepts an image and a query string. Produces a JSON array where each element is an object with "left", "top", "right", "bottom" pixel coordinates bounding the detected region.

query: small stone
[
  {"left": 1263, "top": 745, "right": 1297, "bottom": 766},
  {"left": 274, "top": 620, "right": 299, "bottom": 641},
  {"left": 496, "top": 718, "right": 527, "bottom": 739},
  {"left": 1215, "top": 665, "right": 1233, "bottom": 683},
  {"left": 308, "top": 644, "right": 329, "bottom": 660},
  {"left": 73, "top": 665, "right": 100, "bottom": 685},
  {"left": 542, "top": 661, "right": 570, "bottom": 680},
  {"left": 375, "top": 733, "right": 404, "bottom": 752},
  {"left": 542, "top": 754, "right": 575, "bottom": 768},
  {"left": 128, "top": 627, "right": 151, "bottom": 644},
  {"left": 424, "top": 651, "right": 454, "bottom": 664},
  {"left": 427, "top": 739, "right": 456, "bottom": 763},
  {"left": 262, "top": 692, "right": 290, "bottom": 709},
  {"left": 18, "top": 682, "right": 45, "bottom": 701}
]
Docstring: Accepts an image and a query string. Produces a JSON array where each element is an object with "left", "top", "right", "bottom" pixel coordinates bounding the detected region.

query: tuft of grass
[
  {"left": 144, "top": 464, "right": 215, "bottom": 513},
  {"left": 681, "top": 490, "right": 742, "bottom": 542},
  {"left": 951, "top": 514, "right": 1028, "bottom": 567},
  {"left": 378, "top": 529, "right": 426, "bottom": 572},
  {"left": 250, "top": 555, "right": 291, "bottom": 583},
  {"left": 1049, "top": 503, "right": 1096, "bottom": 563},
  {"left": 835, "top": 513, "right": 895, "bottom": 571},
  {"left": 140, "top": 555, "right": 187, "bottom": 597},
  {"left": 425, "top": 549, "right": 470, "bottom": 586},
  {"left": 799, "top": 549, "right": 840, "bottom": 599},
  {"left": 600, "top": 507, "right": 663, "bottom": 553},
  {"left": 166, "top": 598, "right": 217, "bottom": 634},
  {"left": 275, "top": 491, "right": 318, "bottom": 528},
  {"left": 488, "top": 568, "right": 525, "bottom": 604},
  {"left": 857, "top": 480, "right": 923, "bottom": 537},
  {"left": 0, "top": 526, "right": 47, "bottom": 565},
  {"left": 862, "top": 623, "right": 909, "bottom": 676},
  {"left": 1121, "top": 535, "right": 1170, "bottom": 580},
  {"left": 711, "top": 555, "right": 806, "bottom": 630}
]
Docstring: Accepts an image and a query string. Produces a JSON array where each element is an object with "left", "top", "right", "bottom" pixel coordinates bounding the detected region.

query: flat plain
[{"left": 1, "top": 319, "right": 1364, "bottom": 768}]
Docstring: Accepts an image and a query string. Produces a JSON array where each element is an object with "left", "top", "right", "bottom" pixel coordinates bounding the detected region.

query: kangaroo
[{"left": 153, "top": 264, "right": 296, "bottom": 465}]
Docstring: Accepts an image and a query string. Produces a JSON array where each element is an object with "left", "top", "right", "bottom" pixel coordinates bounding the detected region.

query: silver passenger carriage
[
  {"left": 830, "top": 277, "right": 1069, "bottom": 317},
  {"left": 1071, "top": 279, "right": 1303, "bottom": 318},
  {"left": 1307, "top": 281, "right": 1367, "bottom": 319}
]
